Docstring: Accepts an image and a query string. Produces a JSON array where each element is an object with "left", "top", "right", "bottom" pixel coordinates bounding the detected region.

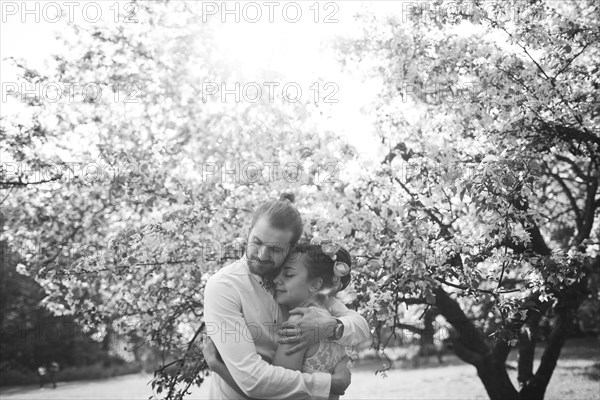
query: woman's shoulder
[{"left": 321, "top": 296, "right": 338, "bottom": 311}]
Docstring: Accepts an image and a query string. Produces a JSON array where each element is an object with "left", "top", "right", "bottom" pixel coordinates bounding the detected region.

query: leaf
[{"left": 425, "top": 289, "right": 436, "bottom": 305}]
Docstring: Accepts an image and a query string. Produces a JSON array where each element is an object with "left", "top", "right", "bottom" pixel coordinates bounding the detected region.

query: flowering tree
[
  {"left": 1, "top": 1, "right": 598, "bottom": 400},
  {"left": 332, "top": 1, "right": 599, "bottom": 399},
  {"left": 1, "top": 2, "right": 348, "bottom": 397}
]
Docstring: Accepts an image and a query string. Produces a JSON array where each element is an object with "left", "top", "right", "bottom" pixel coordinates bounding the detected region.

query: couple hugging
[{"left": 202, "top": 193, "right": 371, "bottom": 399}]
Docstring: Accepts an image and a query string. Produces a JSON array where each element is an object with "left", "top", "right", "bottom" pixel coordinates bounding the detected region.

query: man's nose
[
  {"left": 274, "top": 273, "right": 283, "bottom": 286},
  {"left": 258, "top": 245, "right": 271, "bottom": 260}
]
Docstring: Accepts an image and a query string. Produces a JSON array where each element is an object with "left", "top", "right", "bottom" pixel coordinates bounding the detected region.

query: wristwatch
[{"left": 328, "top": 318, "right": 344, "bottom": 341}]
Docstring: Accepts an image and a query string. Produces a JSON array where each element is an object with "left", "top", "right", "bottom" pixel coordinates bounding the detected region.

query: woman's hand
[{"left": 331, "top": 356, "right": 352, "bottom": 396}]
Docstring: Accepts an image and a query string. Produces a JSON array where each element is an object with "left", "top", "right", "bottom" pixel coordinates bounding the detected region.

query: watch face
[{"left": 335, "top": 321, "right": 343, "bottom": 339}]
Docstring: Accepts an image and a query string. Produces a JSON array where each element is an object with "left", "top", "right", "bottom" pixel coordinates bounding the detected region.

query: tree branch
[
  {"left": 492, "top": 339, "right": 511, "bottom": 365},
  {"left": 574, "top": 175, "right": 599, "bottom": 246},
  {"left": 547, "top": 170, "right": 583, "bottom": 229},
  {"left": 400, "top": 297, "right": 428, "bottom": 305},
  {"left": 396, "top": 323, "right": 425, "bottom": 336},
  {"left": 433, "top": 287, "right": 490, "bottom": 367},
  {"left": 554, "top": 42, "right": 591, "bottom": 79},
  {"left": 0, "top": 177, "right": 60, "bottom": 187},
  {"left": 517, "top": 298, "right": 546, "bottom": 387},
  {"left": 540, "top": 123, "right": 600, "bottom": 147},
  {"left": 555, "top": 154, "right": 589, "bottom": 181}
]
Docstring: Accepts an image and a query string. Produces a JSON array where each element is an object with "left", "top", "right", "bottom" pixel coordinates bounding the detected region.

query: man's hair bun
[
  {"left": 279, "top": 192, "right": 296, "bottom": 203},
  {"left": 251, "top": 192, "right": 303, "bottom": 244}
]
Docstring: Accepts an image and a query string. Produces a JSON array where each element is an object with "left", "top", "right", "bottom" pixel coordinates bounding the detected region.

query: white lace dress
[{"left": 302, "top": 341, "right": 347, "bottom": 400}]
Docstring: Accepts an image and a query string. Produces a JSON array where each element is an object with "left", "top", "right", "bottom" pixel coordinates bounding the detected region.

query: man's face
[{"left": 246, "top": 216, "right": 294, "bottom": 276}]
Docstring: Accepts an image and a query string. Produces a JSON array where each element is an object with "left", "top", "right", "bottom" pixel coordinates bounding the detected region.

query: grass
[{"left": 0, "top": 362, "right": 142, "bottom": 387}]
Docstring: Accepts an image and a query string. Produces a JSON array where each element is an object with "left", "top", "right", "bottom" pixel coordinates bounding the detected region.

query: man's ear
[{"left": 288, "top": 242, "right": 297, "bottom": 255}]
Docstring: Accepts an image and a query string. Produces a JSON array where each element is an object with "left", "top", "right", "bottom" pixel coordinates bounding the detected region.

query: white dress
[{"left": 302, "top": 340, "right": 347, "bottom": 400}]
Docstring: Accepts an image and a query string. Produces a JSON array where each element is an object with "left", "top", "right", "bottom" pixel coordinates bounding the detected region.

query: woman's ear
[{"left": 310, "top": 277, "right": 323, "bottom": 292}]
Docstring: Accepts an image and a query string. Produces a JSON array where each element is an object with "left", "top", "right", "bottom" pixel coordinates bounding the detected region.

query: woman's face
[{"left": 274, "top": 252, "right": 319, "bottom": 308}]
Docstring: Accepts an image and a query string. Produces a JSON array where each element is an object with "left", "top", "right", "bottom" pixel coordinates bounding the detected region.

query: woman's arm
[{"left": 273, "top": 314, "right": 308, "bottom": 371}]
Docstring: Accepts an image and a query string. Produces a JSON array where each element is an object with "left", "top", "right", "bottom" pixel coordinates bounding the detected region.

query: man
[{"left": 203, "top": 194, "right": 370, "bottom": 399}]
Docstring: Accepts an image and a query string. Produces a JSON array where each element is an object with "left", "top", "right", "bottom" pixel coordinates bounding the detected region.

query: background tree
[
  {"left": 1, "top": 1, "right": 345, "bottom": 396},
  {"left": 333, "top": 1, "right": 599, "bottom": 399}
]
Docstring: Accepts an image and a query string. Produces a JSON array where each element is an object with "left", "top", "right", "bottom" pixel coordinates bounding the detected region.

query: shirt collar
[{"left": 241, "top": 256, "right": 277, "bottom": 296}]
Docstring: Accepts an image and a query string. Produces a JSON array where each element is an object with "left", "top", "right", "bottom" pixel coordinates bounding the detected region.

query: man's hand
[
  {"left": 331, "top": 356, "right": 351, "bottom": 396},
  {"left": 201, "top": 337, "right": 224, "bottom": 371},
  {"left": 277, "top": 307, "right": 337, "bottom": 355}
]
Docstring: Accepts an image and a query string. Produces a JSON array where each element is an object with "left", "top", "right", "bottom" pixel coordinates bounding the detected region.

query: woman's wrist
[{"left": 327, "top": 318, "right": 344, "bottom": 341}]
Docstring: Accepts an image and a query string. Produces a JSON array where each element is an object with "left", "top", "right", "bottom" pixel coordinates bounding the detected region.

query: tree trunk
[
  {"left": 476, "top": 353, "right": 520, "bottom": 400},
  {"left": 519, "top": 290, "right": 580, "bottom": 400},
  {"left": 420, "top": 307, "right": 436, "bottom": 356},
  {"left": 434, "top": 287, "right": 520, "bottom": 399},
  {"left": 434, "top": 284, "right": 586, "bottom": 400}
]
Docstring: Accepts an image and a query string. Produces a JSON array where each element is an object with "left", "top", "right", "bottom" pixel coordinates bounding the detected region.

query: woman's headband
[{"left": 309, "top": 237, "right": 351, "bottom": 288}]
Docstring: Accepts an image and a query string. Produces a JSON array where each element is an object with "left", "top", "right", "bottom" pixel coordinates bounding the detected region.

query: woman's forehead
[{"left": 283, "top": 251, "right": 308, "bottom": 269}]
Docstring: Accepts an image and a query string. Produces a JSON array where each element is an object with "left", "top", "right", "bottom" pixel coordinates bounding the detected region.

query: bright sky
[
  {"left": 1, "top": 1, "right": 399, "bottom": 160},
  {"left": 0, "top": 0, "right": 540, "bottom": 168}
]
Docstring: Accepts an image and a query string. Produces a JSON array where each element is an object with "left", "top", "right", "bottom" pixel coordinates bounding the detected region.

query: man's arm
[
  {"left": 205, "top": 335, "right": 351, "bottom": 399},
  {"left": 203, "top": 277, "right": 331, "bottom": 400},
  {"left": 202, "top": 338, "right": 249, "bottom": 398},
  {"left": 212, "top": 363, "right": 248, "bottom": 397},
  {"left": 280, "top": 300, "right": 371, "bottom": 353},
  {"left": 327, "top": 297, "right": 371, "bottom": 347}
]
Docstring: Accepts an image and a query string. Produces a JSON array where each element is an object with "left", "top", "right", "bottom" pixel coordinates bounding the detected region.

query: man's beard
[
  {"left": 248, "top": 258, "right": 277, "bottom": 276},
  {"left": 248, "top": 260, "right": 281, "bottom": 294}
]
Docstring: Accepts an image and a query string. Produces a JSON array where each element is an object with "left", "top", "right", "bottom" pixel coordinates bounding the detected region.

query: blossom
[
  {"left": 322, "top": 242, "right": 340, "bottom": 260},
  {"left": 333, "top": 261, "right": 350, "bottom": 277}
]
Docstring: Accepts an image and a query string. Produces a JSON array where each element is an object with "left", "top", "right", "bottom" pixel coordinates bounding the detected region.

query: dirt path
[{"left": 1, "top": 357, "right": 597, "bottom": 400}]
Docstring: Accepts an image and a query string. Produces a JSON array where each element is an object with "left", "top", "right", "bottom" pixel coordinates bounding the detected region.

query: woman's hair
[
  {"left": 294, "top": 243, "right": 352, "bottom": 293},
  {"left": 249, "top": 192, "right": 303, "bottom": 244}
]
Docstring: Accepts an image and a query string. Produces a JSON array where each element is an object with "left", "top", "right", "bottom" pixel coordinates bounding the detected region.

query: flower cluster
[{"left": 310, "top": 237, "right": 350, "bottom": 289}]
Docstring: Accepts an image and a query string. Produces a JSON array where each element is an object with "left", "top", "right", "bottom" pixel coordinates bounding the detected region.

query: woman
[{"left": 272, "top": 238, "right": 352, "bottom": 387}]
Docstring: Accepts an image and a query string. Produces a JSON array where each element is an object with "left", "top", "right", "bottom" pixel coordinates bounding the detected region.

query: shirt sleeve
[
  {"left": 204, "top": 277, "right": 331, "bottom": 400},
  {"left": 327, "top": 298, "right": 372, "bottom": 347}
]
